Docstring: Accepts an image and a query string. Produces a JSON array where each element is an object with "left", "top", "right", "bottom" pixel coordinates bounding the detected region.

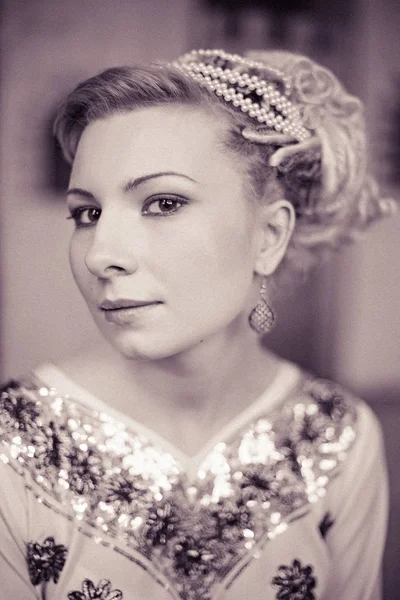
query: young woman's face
[{"left": 68, "top": 105, "right": 262, "bottom": 360}]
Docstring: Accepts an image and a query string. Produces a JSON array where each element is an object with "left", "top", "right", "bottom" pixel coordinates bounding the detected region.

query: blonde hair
[
  {"left": 54, "top": 50, "right": 395, "bottom": 284},
  {"left": 244, "top": 51, "right": 395, "bottom": 282}
]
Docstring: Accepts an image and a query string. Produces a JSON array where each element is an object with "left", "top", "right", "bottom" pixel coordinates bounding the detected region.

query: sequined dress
[{"left": 0, "top": 361, "right": 388, "bottom": 600}]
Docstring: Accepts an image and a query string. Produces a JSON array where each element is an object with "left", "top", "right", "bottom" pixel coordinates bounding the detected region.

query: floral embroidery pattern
[
  {"left": 318, "top": 512, "right": 335, "bottom": 539},
  {"left": 32, "top": 420, "right": 69, "bottom": 468},
  {"left": 240, "top": 463, "right": 281, "bottom": 503},
  {"left": 26, "top": 536, "right": 67, "bottom": 585},
  {"left": 1, "top": 376, "right": 357, "bottom": 600},
  {"left": 0, "top": 381, "right": 40, "bottom": 433},
  {"left": 210, "top": 498, "right": 253, "bottom": 543},
  {"left": 104, "top": 472, "right": 153, "bottom": 513},
  {"left": 68, "top": 446, "right": 105, "bottom": 495},
  {"left": 272, "top": 559, "right": 316, "bottom": 600},
  {"left": 143, "top": 500, "right": 181, "bottom": 546},
  {"left": 68, "top": 579, "right": 123, "bottom": 599}
]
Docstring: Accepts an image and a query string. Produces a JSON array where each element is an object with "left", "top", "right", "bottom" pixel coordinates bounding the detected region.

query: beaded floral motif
[
  {"left": 68, "top": 578, "right": 123, "bottom": 600},
  {"left": 0, "top": 376, "right": 357, "bottom": 600},
  {"left": 0, "top": 380, "right": 40, "bottom": 432},
  {"left": 271, "top": 559, "right": 316, "bottom": 600},
  {"left": 26, "top": 536, "right": 68, "bottom": 585}
]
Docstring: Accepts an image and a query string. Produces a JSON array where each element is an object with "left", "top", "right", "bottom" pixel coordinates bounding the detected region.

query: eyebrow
[
  {"left": 66, "top": 171, "right": 198, "bottom": 199},
  {"left": 123, "top": 171, "right": 198, "bottom": 191}
]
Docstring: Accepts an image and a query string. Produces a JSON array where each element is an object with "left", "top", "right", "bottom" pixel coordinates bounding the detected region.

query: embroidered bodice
[{"left": 0, "top": 362, "right": 362, "bottom": 600}]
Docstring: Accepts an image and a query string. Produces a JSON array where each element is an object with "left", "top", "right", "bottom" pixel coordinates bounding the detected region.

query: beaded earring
[{"left": 248, "top": 277, "right": 276, "bottom": 334}]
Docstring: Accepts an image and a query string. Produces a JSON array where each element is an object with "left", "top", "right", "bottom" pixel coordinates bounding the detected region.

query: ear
[{"left": 253, "top": 199, "right": 295, "bottom": 276}]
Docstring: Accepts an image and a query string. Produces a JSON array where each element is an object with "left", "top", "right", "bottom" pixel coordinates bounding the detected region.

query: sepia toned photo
[{"left": 0, "top": 1, "right": 399, "bottom": 598}]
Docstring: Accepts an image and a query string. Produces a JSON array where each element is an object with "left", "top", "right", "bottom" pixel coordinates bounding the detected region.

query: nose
[{"left": 84, "top": 212, "right": 139, "bottom": 278}]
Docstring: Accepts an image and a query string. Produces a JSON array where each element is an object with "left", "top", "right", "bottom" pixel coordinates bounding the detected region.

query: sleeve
[
  {"left": 0, "top": 460, "right": 39, "bottom": 599},
  {"left": 323, "top": 400, "right": 389, "bottom": 600}
]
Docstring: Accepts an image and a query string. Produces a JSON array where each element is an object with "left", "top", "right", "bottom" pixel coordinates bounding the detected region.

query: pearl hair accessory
[{"left": 172, "top": 49, "right": 312, "bottom": 143}]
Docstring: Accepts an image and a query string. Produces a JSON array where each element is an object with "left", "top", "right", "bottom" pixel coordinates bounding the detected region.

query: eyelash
[
  {"left": 67, "top": 207, "right": 100, "bottom": 228},
  {"left": 142, "top": 195, "right": 187, "bottom": 217},
  {"left": 67, "top": 196, "right": 187, "bottom": 227}
]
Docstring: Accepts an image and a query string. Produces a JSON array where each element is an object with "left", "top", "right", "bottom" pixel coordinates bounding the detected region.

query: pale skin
[{"left": 61, "top": 104, "right": 295, "bottom": 457}]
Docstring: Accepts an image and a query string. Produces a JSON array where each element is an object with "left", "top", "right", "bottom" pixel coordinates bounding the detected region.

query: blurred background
[{"left": 0, "top": 0, "right": 399, "bottom": 595}]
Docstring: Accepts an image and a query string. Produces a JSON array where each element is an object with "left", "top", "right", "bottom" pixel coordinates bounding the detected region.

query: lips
[
  {"left": 100, "top": 299, "right": 161, "bottom": 310},
  {"left": 99, "top": 299, "right": 162, "bottom": 325}
]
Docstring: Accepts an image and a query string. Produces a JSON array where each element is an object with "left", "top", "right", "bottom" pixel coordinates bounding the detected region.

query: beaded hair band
[{"left": 172, "top": 49, "right": 312, "bottom": 143}]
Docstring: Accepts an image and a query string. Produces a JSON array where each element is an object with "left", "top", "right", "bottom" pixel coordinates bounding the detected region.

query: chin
[
  {"left": 93, "top": 311, "right": 234, "bottom": 362},
  {"left": 103, "top": 329, "right": 198, "bottom": 362}
]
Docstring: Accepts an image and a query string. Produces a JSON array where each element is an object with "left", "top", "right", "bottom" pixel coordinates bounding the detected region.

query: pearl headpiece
[{"left": 172, "top": 49, "right": 312, "bottom": 143}]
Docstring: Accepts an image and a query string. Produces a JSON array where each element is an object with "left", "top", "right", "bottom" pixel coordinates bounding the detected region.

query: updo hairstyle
[{"left": 54, "top": 50, "right": 395, "bottom": 286}]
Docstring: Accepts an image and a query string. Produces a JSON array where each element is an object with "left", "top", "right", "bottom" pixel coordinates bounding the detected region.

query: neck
[
  {"left": 89, "top": 322, "right": 280, "bottom": 417},
  {"left": 59, "top": 323, "right": 284, "bottom": 456}
]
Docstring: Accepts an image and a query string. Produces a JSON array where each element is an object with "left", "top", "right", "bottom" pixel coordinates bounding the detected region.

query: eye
[
  {"left": 67, "top": 207, "right": 101, "bottom": 227},
  {"left": 142, "top": 195, "right": 187, "bottom": 217}
]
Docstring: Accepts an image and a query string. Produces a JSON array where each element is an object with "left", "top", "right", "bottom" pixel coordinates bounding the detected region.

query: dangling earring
[{"left": 248, "top": 276, "right": 276, "bottom": 334}]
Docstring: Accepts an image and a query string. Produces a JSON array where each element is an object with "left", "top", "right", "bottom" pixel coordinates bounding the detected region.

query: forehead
[{"left": 70, "top": 105, "right": 237, "bottom": 188}]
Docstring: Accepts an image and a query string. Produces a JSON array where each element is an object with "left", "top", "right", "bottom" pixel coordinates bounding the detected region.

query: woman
[{"left": 0, "top": 49, "right": 393, "bottom": 600}]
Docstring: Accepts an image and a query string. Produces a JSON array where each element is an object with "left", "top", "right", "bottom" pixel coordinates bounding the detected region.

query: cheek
[
  {"left": 192, "top": 208, "right": 255, "bottom": 275},
  {"left": 69, "top": 236, "right": 90, "bottom": 297},
  {"left": 162, "top": 213, "right": 255, "bottom": 305}
]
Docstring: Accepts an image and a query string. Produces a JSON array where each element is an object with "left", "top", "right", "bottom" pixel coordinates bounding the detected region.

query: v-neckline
[{"left": 33, "top": 361, "right": 301, "bottom": 477}]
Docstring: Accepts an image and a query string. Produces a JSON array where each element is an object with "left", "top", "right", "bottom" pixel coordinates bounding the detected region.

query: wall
[
  {"left": 328, "top": 0, "right": 400, "bottom": 396},
  {"left": 330, "top": 1, "right": 400, "bottom": 593}
]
